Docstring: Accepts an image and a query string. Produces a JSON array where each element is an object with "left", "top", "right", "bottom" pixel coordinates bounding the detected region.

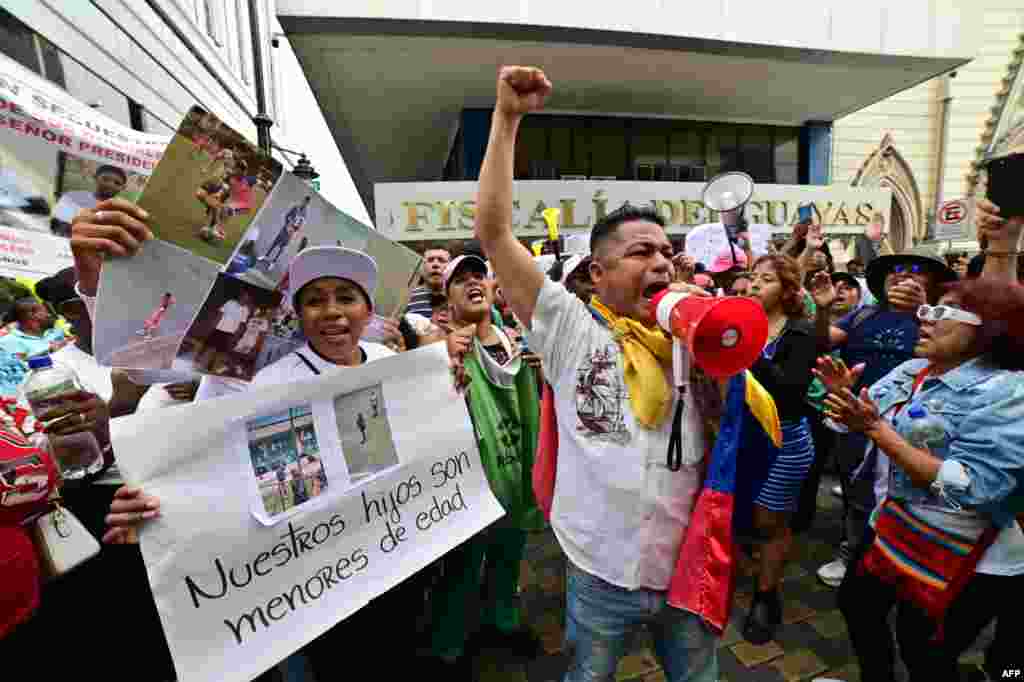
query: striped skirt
[{"left": 755, "top": 417, "right": 815, "bottom": 513}]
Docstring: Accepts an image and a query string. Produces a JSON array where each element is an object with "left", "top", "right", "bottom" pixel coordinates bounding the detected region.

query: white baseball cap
[
  {"left": 288, "top": 246, "right": 378, "bottom": 310},
  {"left": 442, "top": 254, "right": 489, "bottom": 293}
]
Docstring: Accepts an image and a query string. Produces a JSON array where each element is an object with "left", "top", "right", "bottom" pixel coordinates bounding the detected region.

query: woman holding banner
[{"left": 68, "top": 199, "right": 434, "bottom": 681}]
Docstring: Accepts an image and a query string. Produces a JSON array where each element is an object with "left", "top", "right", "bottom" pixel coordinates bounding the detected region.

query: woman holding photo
[{"left": 68, "top": 198, "right": 437, "bottom": 681}]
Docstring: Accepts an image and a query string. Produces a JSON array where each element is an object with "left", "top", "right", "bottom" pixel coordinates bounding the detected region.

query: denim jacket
[{"left": 869, "top": 356, "right": 1024, "bottom": 528}]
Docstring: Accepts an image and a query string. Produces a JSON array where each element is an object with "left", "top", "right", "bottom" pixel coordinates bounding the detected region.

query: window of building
[
  {"left": 0, "top": 7, "right": 41, "bottom": 75},
  {"left": 503, "top": 113, "right": 800, "bottom": 184},
  {"left": 59, "top": 55, "right": 133, "bottom": 129},
  {"left": 588, "top": 118, "right": 627, "bottom": 179},
  {"left": 742, "top": 127, "right": 774, "bottom": 183},
  {"left": 774, "top": 130, "right": 799, "bottom": 184}
]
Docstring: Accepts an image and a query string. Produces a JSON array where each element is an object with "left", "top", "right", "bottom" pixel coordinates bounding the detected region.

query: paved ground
[{"left": 468, "top": 475, "right": 994, "bottom": 682}]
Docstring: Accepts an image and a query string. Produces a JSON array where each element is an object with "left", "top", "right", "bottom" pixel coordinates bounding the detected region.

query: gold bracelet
[{"left": 982, "top": 250, "right": 1023, "bottom": 258}]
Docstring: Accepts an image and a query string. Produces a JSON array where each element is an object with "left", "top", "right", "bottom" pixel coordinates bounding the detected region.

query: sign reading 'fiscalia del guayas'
[{"left": 374, "top": 181, "right": 891, "bottom": 242}]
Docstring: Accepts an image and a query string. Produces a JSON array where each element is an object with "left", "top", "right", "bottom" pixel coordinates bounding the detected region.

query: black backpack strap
[{"left": 293, "top": 351, "right": 321, "bottom": 375}]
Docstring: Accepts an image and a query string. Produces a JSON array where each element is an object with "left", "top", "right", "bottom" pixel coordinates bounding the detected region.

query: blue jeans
[{"left": 564, "top": 563, "right": 718, "bottom": 682}]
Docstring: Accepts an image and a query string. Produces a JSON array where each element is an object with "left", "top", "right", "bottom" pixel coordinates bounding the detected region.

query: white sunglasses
[{"left": 916, "top": 304, "right": 982, "bottom": 326}]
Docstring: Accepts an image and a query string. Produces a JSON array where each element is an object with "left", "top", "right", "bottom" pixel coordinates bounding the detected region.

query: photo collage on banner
[
  {"left": 172, "top": 171, "right": 424, "bottom": 381},
  {"left": 94, "top": 106, "right": 423, "bottom": 377},
  {"left": 0, "top": 54, "right": 168, "bottom": 279},
  {"left": 93, "top": 105, "right": 281, "bottom": 369},
  {"left": 238, "top": 381, "right": 401, "bottom": 526}
]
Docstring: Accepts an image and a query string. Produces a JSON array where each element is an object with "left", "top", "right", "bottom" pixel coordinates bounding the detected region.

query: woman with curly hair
[{"left": 742, "top": 254, "right": 819, "bottom": 643}]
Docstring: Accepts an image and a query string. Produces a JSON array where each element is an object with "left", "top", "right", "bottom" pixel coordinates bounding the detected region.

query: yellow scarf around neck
[{"left": 590, "top": 297, "right": 673, "bottom": 429}]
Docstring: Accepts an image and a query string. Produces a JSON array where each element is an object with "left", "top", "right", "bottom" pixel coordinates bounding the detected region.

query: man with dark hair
[
  {"left": 426, "top": 254, "right": 543, "bottom": 676},
  {"left": 472, "top": 66, "right": 722, "bottom": 682},
  {"left": 829, "top": 272, "right": 862, "bottom": 321},
  {"left": 51, "top": 165, "right": 128, "bottom": 236},
  {"left": 407, "top": 247, "right": 452, "bottom": 317}
]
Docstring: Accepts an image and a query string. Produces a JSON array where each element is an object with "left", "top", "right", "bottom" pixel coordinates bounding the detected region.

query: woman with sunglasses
[{"left": 820, "top": 287, "right": 1024, "bottom": 682}]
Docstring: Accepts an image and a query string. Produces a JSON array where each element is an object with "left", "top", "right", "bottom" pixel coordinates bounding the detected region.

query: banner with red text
[{"left": 0, "top": 53, "right": 168, "bottom": 270}]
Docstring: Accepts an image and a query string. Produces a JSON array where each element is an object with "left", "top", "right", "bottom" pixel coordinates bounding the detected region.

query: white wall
[
  {"left": 832, "top": 80, "right": 942, "bottom": 215},
  {"left": 270, "top": 21, "right": 372, "bottom": 225},
  {"left": 4, "top": 0, "right": 372, "bottom": 225},
  {"left": 942, "top": 4, "right": 1024, "bottom": 200},
  {"left": 278, "top": 0, "right": 978, "bottom": 61},
  {"left": 832, "top": 0, "right": 1024, "bottom": 230}
]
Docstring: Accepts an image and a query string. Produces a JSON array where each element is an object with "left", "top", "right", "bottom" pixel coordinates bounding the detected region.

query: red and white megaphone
[{"left": 650, "top": 289, "right": 768, "bottom": 380}]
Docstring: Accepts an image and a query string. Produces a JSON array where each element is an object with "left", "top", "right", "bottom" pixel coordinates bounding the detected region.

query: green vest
[{"left": 464, "top": 340, "right": 545, "bottom": 531}]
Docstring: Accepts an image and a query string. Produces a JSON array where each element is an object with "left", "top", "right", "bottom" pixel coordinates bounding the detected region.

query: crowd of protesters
[{"left": 1, "top": 65, "right": 1023, "bottom": 682}]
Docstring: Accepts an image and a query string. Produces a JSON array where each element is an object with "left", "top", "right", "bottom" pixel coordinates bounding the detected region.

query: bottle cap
[
  {"left": 908, "top": 405, "right": 926, "bottom": 419},
  {"left": 27, "top": 355, "right": 52, "bottom": 370}
]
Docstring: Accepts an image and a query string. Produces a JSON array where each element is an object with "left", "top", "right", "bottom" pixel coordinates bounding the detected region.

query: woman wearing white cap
[
  {"left": 68, "top": 199, "right": 426, "bottom": 680},
  {"left": 193, "top": 244, "right": 393, "bottom": 399}
]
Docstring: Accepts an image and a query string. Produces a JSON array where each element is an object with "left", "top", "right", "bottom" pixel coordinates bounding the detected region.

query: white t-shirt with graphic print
[{"left": 529, "top": 278, "right": 706, "bottom": 591}]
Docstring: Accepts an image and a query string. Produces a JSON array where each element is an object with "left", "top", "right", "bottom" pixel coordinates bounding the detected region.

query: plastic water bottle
[
  {"left": 906, "top": 404, "right": 946, "bottom": 450},
  {"left": 22, "top": 355, "right": 102, "bottom": 480}
]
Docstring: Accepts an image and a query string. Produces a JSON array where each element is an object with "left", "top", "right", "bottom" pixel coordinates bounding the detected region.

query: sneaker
[
  {"left": 817, "top": 558, "right": 847, "bottom": 588},
  {"left": 831, "top": 484, "right": 843, "bottom": 498}
]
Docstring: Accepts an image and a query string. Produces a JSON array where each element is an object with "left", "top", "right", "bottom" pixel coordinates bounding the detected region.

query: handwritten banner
[
  {"left": 110, "top": 343, "right": 503, "bottom": 682},
  {"left": 0, "top": 53, "right": 168, "bottom": 268}
]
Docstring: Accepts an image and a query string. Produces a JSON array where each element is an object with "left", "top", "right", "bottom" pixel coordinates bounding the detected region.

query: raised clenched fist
[{"left": 496, "top": 66, "right": 552, "bottom": 117}]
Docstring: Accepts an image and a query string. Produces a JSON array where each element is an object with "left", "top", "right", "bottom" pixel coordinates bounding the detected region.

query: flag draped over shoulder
[{"left": 666, "top": 370, "right": 781, "bottom": 634}]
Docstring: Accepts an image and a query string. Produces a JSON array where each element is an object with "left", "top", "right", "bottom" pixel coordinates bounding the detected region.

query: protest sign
[
  {"left": 171, "top": 173, "right": 422, "bottom": 381},
  {"left": 684, "top": 221, "right": 772, "bottom": 269},
  {"left": 110, "top": 343, "right": 504, "bottom": 682},
  {"left": 93, "top": 106, "right": 419, "bottom": 373},
  {"left": 92, "top": 105, "right": 282, "bottom": 368},
  {"left": 0, "top": 53, "right": 167, "bottom": 276},
  {"left": 933, "top": 198, "right": 974, "bottom": 241},
  {"left": 0, "top": 226, "right": 72, "bottom": 279},
  {"left": 136, "top": 105, "right": 282, "bottom": 265}
]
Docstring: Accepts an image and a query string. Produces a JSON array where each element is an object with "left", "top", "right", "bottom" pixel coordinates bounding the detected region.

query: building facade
[
  {"left": 278, "top": 0, "right": 980, "bottom": 254},
  {"left": 832, "top": 0, "right": 1024, "bottom": 252},
  {"left": 0, "top": 0, "right": 371, "bottom": 228}
]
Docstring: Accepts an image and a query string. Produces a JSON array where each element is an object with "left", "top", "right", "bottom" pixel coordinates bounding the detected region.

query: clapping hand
[
  {"left": 813, "top": 356, "right": 864, "bottom": 395},
  {"left": 824, "top": 387, "right": 882, "bottom": 434}
]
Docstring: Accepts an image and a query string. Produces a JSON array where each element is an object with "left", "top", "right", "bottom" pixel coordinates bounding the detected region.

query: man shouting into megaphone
[{"left": 473, "top": 66, "right": 782, "bottom": 682}]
